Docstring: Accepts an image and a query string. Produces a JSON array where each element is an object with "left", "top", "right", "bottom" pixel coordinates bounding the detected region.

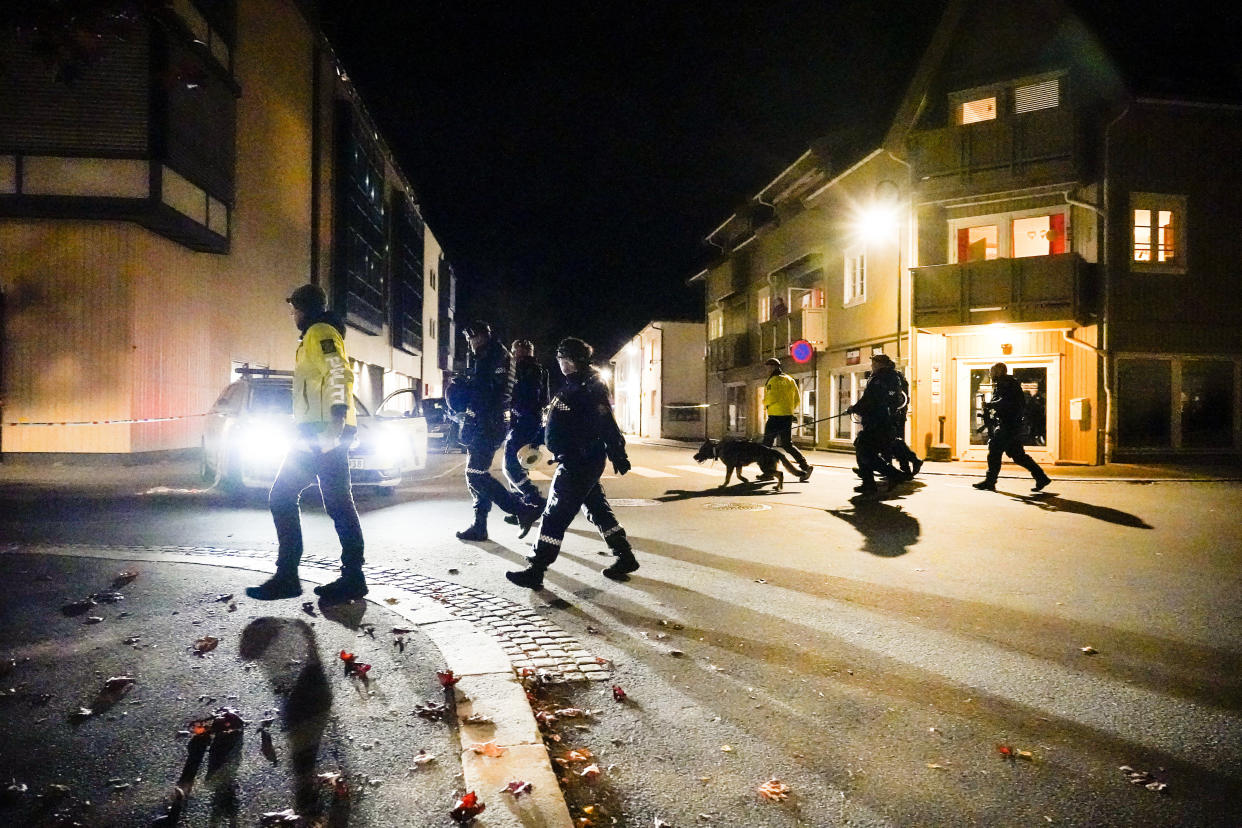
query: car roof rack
[{"left": 236, "top": 366, "right": 294, "bottom": 378}]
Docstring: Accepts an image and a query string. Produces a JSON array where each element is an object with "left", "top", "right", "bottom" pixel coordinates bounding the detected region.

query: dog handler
[
  {"left": 506, "top": 337, "right": 639, "bottom": 590},
  {"left": 761, "top": 357, "right": 813, "bottom": 478}
]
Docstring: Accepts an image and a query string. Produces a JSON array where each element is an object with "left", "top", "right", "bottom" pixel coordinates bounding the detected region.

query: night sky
[{"left": 314, "top": 1, "right": 947, "bottom": 357}]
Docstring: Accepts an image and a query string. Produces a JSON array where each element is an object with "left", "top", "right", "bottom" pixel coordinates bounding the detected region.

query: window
[
  {"left": 757, "top": 286, "right": 770, "bottom": 323},
  {"left": 1131, "top": 193, "right": 1186, "bottom": 273},
  {"left": 956, "top": 225, "right": 999, "bottom": 262},
  {"left": 960, "top": 96, "right": 997, "bottom": 124},
  {"left": 333, "top": 103, "right": 387, "bottom": 334},
  {"left": 391, "top": 195, "right": 424, "bottom": 354},
  {"left": 1014, "top": 78, "right": 1059, "bottom": 114},
  {"left": 1011, "top": 214, "right": 1066, "bottom": 258},
  {"left": 844, "top": 249, "right": 866, "bottom": 306},
  {"left": 951, "top": 208, "right": 1069, "bottom": 262},
  {"left": 1116, "top": 357, "right": 1238, "bottom": 450},
  {"left": 708, "top": 310, "right": 724, "bottom": 340}
]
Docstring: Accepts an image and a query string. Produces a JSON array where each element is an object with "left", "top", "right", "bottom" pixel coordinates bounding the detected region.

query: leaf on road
[
  {"left": 469, "top": 741, "right": 506, "bottom": 758},
  {"left": 1080, "top": 646, "right": 1099, "bottom": 655},
  {"left": 926, "top": 762, "right": 949, "bottom": 770},
  {"left": 721, "top": 745, "right": 734, "bottom": 753},
  {"left": 112, "top": 571, "right": 139, "bottom": 588},
  {"left": 437, "top": 670, "right": 461, "bottom": 688},
  {"left": 84, "top": 616, "right": 105, "bottom": 624},
  {"left": 71, "top": 707, "right": 93, "bottom": 719},
  {"left": 611, "top": 684, "right": 627, "bottom": 703},
  {"left": 384, "top": 597, "right": 400, "bottom": 605},
  {"left": 499, "top": 780, "right": 532, "bottom": 797},
  {"left": 578, "top": 763, "right": 602, "bottom": 781},
  {"left": 213, "top": 593, "right": 233, "bottom": 603},
  {"left": 996, "top": 743, "right": 1015, "bottom": 760},
  {"left": 461, "top": 713, "right": 493, "bottom": 725},
  {"left": 62, "top": 599, "right": 96, "bottom": 616},
  {"left": 410, "top": 750, "right": 436, "bottom": 768},
  {"left": 91, "top": 591, "right": 125, "bottom": 603},
  {"left": 449, "top": 791, "right": 485, "bottom": 823},
  {"left": 414, "top": 701, "right": 447, "bottom": 720},
  {"left": 758, "top": 778, "right": 791, "bottom": 801},
  {"left": 193, "top": 636, "right": 219, "bottom": 656},
  {"left": 103, "top": 675, "right": 135, "bottom": 694},
  {"left": 259, "top": 808, "right": 300, "bottom": 825},
  {"left": 1120, "top": 765, "right": 1169, "bottom": 792},
  {"left": 553, "top": 708, "right": 596, "bottom": 718}
]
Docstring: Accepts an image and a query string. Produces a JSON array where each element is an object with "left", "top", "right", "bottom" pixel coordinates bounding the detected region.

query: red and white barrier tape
[{"left": 4, "top": 414, "right": 207, "bottom": 427}]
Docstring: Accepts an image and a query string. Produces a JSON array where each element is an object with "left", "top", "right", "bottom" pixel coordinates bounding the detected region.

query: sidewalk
[
  {"left": 0, "top": 548, "right": 573, "bottom": 828},
  {"left": 626, "top": 435, "right": 1242, "bottom": 482}
]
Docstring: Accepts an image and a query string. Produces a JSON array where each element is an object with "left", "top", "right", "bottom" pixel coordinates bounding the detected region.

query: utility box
[{"left": 1069, "top": 397, "right": 1090, "bottom": 424}]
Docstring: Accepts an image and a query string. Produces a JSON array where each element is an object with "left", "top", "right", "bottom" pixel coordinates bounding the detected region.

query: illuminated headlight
[
  {"left": 238, "top": 422, "right": 290, "bottom": 466},
  {"left": 370, "top": 426, "right": 409, "bottom": 466}
]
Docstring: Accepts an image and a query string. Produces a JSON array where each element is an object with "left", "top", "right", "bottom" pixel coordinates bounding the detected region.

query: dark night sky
[{"left": 312, "top": 1, "right": 951, "bottom": 356}]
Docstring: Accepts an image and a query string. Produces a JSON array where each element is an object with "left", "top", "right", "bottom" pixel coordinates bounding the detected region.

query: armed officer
[
  {"left": 888, "top": 367, "right": 923, "bottom": 476},
  {"left": 502, "top": 339, "right": 550, "bottom": 515},
  {"left": 454, "top": 321, "right": 541, "bottom": 541},
  {"left": 505, "top": 337, "right": 639, "bottom": 590},
  {"left": 847, "top": 353, "right": 908, "bottom": 494},
  {"left": 972, "top": 362, "right": 1051, "bottom": 492}
]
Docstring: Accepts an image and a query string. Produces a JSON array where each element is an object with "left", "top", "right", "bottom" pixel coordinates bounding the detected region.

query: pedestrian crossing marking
[
  {"left": 669, "top": 464, "right": 725, "bottom": 477},
  {"left": 626, "top": 466, "right": 677, "bottom": 478}
]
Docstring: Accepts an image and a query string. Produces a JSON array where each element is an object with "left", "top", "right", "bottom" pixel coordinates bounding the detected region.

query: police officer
[
  {"left": 973, "top": 362, "right": 1052, "bottom": 492},
  {"left": 455, "top": 321, "right": 541, "bottom": 541},
  {"left": 505, "top": 337, "right": 638, "bottom": 590},
  {"left": 847, "top": 353, "right": 907, "bottom": 494},
  {"left": 761, "top": 357, "right": 813, "bottom": 480},
  {"left": 888, "top": 368, "right": 923, "bottom": 476},
  {"left": 247, "top": 284, "right": 367, "bottom": 604},
  {"left": 502, "top": 339, "right": 549, "bottom": 515}
]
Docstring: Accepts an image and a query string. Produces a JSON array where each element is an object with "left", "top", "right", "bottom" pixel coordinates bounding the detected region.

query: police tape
[
  {"left": 662, "top": 403, "right": 712, "bottom": 409},
  {"left": 3, "top": 414, "right": 208, "bottom": 427}
]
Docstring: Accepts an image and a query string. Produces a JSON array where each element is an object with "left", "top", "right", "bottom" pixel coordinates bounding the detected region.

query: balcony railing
[
  {"left": 908, "top": 108, "right": 1084, "bottom": 199},
  {"left": 758, "top": 308, "right": 825, "bottom": 359},
  {"left": 912, "top": 253, "right": 1096, "bottom": 327},
  {"left": 707, "top": 334, "right": 749, "bottom": 372}
]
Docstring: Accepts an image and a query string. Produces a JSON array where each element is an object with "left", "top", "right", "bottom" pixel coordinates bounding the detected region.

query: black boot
[
  {"left": 245, "top": 571, "right": 302, "bottom": 600},
  {"left": 1032, "top": 473, "right": 1052, "bottom": 492},
  {"left": 972, "top": 479, "right": 997, "bottom": 491},
  {"left": 314, "top": 569, "right": 368, "bottom": 604},
  {"left": 603, "top": 547, "right": 639, "bottom": 580},
  {"left": 798, "top": 466, "right": 813, "bottom": 482},
  {"left": 456, "top": 512, "right": 488, "bottom": 541},
  {"left": 505, "top": 563, "right": 546, "bottom": 590},
  {"left": 516, "top": 505, "right": 542, "bottom": 540},
  {"left": 503, "top": 514, "right": 519, "bottom": 525}
]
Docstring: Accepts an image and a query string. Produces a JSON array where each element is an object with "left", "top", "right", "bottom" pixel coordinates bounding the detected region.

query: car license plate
[{"left": 348, "top": 458, "right": 364, "bottom": 470}]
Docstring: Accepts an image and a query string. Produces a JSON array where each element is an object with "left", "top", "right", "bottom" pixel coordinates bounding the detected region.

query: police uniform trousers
[
  {"left": 466, "top": 422, "right": 527, "bottom": 518},
  {"left": 502, "top": 416, "right": 544, "bottom": 505},
  {"left": 854, "top": 422, "right": 903, "bottom": 483},
  {"left": 270, "top": 444, "right": 364, "bottom": 573},
  {"left": 761, "top": 414, "right": 810, "bottom": 470},
  {"left": 984, "top": 424, "right": 1045, "bottom": 483},
  {"left": 530, "top": 449, "right": 629, "bottom": 568},
  {"left": 887, "top": 418, "right": 920, "bottom": 470}
]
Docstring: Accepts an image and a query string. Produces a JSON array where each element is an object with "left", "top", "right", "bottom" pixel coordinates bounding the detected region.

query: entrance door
[{"left": 957, "top": 358, "right": 1057, "bottom": 462}]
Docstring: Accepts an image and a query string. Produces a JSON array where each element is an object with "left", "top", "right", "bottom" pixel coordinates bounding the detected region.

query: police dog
[{"left": 693, "top": 438, "right": 809, "bottom": 491}]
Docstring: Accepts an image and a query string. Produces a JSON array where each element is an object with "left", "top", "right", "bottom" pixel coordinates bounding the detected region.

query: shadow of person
[
  {"left": 827, "top": 498, "right": 921, "bottom": 557},
  {"left": 239, "top": 618, "right": 335, "bottom": 817},
  {"left": 1012, "top": 492, "right": 1153, "bottom": 529}
]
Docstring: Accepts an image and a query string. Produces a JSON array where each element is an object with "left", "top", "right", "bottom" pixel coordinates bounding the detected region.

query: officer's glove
[{"left": 611, "top": 455, "right": 631, "bottom": 476}]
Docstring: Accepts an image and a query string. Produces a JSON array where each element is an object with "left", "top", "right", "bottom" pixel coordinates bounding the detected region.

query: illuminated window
[
  {"left": 757, "top": 286, "right": 770, "bottom": 323},
  {"left": 708, "top": 310, "right": 724, "bottom": 340},
  {"left": 960, "top": 96, "right": 997, "bottom": 124},
  {"left": 1011, "top": 214, "right": 1066, "bottom": 258},
  {"left": 1131, "top": 193, "right": 1186, "bottom": 272},
  {"left": 844, "top": 249, "right": 866, "bottom": 306},
  {"left": 956, "top": 225, "right": 999, "bottom": 262}
]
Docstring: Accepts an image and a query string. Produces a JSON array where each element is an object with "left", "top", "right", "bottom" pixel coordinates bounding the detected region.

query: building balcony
[
  {"left": 707, "top": 333, "right": 750, "bottom": 372},
  {"left": 705, "top": 255, "right": 749, "bottom": 304},
  {"left": 912, "top": 252, "right": 1097, "bottom": 328},
  {"left": 759, "top": 308, "right": 825, "bottom": 359},
  {"left": 907, "top": 108, "right": 1085, "bottom": 201}
]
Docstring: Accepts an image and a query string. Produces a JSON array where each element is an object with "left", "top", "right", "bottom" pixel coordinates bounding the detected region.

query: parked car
[
  {"left": 201, "top": 369, "right": 427, "bottom": 491},
  {"left": 419, "top": 396, "right": 465, "bottom": 453}
]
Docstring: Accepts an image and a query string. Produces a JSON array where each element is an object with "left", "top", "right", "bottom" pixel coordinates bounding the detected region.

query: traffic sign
[{"left": 790, "top": 339, "right": 813, "bottom": 364}]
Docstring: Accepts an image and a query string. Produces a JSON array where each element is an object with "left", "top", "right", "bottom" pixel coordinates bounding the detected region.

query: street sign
[{"left": 790, "top": 339, "right": 813, "bottom": 364}]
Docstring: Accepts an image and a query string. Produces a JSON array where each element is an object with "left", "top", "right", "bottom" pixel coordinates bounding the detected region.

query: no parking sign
[{"left": 789, "top": 339, "right": 814, "bottom": 364}]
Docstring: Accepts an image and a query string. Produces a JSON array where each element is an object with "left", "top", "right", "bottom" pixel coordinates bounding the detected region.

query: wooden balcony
[
  {"left": 707, "top": 333, "right": 750, "bottom": 372},
  {"left": 908, "top": 108, "right": 1085, "bottom": 200},
  {"left": 912, "top": 253, "right": 1096, "bottom": 327}
]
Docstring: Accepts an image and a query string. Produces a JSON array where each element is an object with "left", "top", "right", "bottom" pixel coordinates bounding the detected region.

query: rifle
[{"left": 976, "top": 402, "right": 997, "bottom": 439}]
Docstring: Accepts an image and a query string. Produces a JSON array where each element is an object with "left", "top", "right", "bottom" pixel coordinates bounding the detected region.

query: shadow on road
[
  {"left": 826, "top": 496, "right": 921, "bottom": 557},
  {"left": 1009, "top": 491, "right": 1153, "bottom": 528},
  {"left": 654, "top": 481, "right": 788, "bottom": 502}
]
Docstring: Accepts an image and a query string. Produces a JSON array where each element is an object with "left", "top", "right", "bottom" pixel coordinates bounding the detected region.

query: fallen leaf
[
  {"left": 84, "top": 616, "right": 104, "bottom": 624},
  {"left": 385, "top": 597, "right": 400, "bottom": 605},
  {"left": 213, "top": 593, "right": 233, "bottom": 603},
  {"left": 414, "top": 701, "right": 448, "bottom": 720},
  {"left": 996, "top": 743, "right": 1015, "bottom": 760},
  {"left": 564, "top": 748, "right": 593, "bottom": 762},
  {"left": 721, "top": 745, "right": 734, "bottom": 753},
  {"left": 449, "top": 791, "right": 485, "bottom": 823},
  {"left": 611, "top": 685, "right": 627, "bottom": 703},
  {"left": 499, "top": 780, "right": 532, "bottom": 797},
  {"left": 461, "top": 713, "right": 493, "bottom": 725},
  {"left": 758, "top": 778, "right": 791, "bottom": 801},
  {"left": 578, "top": 763, "right": 602, "bottom": 781},
  {"left": 926, "top": 762, "right": 949, "bottom": 770},
  {"left": 1017, "top": 749, "right": 1035, "bottom": 761},
  {"left": 1080, "top": 646, "right": 1098, "bottom": 655},
  {"left": 554, "top": 708, "right": 595, "bottom": 718},
  {"left": 71, "top": 707, "right": 93, "bottom": 719},
  {"left": 469, "top": 740, "right": 506, "bottom": 758},
  {"left": 193, "top": 636, "right": 219, "bottom": 656},
  {"left": 259, "top": 807, "right": 300, "bottom": 825},
  {"left": 437, "top": 670, "right": 461, "bottom": 688},
  {"left": 410, "top": 750, "right": 436, "bottom": 767},
  {"left": 62, "top": 599, "right": 96, "bottom": 616},
  {"left": 104, "top": 675, "right": 135, "bottom": 693},
  {"left": 112, "top": 571, "right": 139, "bottom": 587},
  {"left": 91, "top": 591, "right": 125, "bottom": 603},
  {"left": 1120, "top": 765, "right": 1169, "bottom": 792}
]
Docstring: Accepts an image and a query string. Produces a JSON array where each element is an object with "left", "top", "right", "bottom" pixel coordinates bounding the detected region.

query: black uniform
[
  {"left": 850, "top": 367, "right": 906, "bottom": 487},
  {"left": 887, "top": 372, "right": 921, "bottom": 474},
  {"left": 460, "top": 338, "right": 528, "bottom": 521},
  {"left": 503, "top": 354, "right": 550, "bottom": 505},
  {"left": 980, "top": 373, "right": 1049, "bottom": 488},
  {"left": 528, "top": 368, "right": 632, "bottom": 569}
]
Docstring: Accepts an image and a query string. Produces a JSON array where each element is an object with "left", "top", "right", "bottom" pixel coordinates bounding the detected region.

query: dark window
[
  {"left": 1118, "top": 359, "right": 1172, "bottom": 448},
  {"left": 333, "top": 103, "right": 387, "bottom": 334},
  {"left": 248, "top": 384, "right": 292, "bottom": 415},
  {"left": 391, "top": 195, "right": 424, "bottom": 353},
  {"left": 1181, "top": 360, "right": 1235, "bottom": 448},
  {"left": 162, "top": 28, "right": 237, "bottom": 204}
]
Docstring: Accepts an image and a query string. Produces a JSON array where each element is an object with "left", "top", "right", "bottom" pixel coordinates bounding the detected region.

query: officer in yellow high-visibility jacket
[
  {"left": 761, "top": 357, "right": 812, "bottom": 477},
  {"left": 246, "top": 284, "right": 367, "bottom": 604}
]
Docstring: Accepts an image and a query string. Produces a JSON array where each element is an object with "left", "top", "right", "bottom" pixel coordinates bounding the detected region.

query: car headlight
[{"left": 238, "top": 422, "right": 290, "bottom": 466}]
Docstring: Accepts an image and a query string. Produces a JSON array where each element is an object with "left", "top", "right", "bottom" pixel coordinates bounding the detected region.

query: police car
[{"left": 201, "top": 369, "right": 428, "bottom": 491}]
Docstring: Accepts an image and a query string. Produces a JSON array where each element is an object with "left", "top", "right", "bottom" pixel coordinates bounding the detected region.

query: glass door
[{"left": 958, "top": 359, "right": 1057, "bottom": 461}]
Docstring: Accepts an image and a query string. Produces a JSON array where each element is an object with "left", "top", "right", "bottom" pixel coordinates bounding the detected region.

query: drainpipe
[{"left": 1101, "top": 105, "right": 1131, "bottom": 464}]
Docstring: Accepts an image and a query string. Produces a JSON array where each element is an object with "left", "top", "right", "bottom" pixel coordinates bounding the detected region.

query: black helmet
[
  {"left": 556, "top": 337, "right": 593, "bottom": 364},
  {"left": 462, "top": 320, "right": 491, "bottom": 338},
  {"left": 286, "top": 284, "right": 326, "bottom": 314}
]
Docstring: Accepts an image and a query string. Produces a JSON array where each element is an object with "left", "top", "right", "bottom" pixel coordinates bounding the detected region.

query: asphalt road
[{"left": 2, "top": 444, "right": 1240, "bottom": 827}]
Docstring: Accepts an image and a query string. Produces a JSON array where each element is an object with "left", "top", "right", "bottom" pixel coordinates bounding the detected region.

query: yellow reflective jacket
[
  {"left": 763, "top": 372, "right": 799, "bottom": 417},
  {"left": 293, "top": 320, "right": 356, "bottom": 431}
]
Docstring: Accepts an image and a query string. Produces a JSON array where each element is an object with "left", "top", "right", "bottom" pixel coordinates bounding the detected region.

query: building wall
[
  {"left": 657, "top": 321, "right": 706, "bottom": 440},
  {"left": 422, "top": 228, "right": 443, "bottom": 398}
]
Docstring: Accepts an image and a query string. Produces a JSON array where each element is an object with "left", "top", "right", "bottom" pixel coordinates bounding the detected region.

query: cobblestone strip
[{"left": 10, "top": 542, "right": 610, "bottom": 683}]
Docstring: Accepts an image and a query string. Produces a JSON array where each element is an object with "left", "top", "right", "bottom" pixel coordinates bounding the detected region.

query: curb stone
[{"left": 2, "top": 543, "right": 575, "bottom": 828}]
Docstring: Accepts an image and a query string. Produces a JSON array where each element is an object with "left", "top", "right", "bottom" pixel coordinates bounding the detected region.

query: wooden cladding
[{"left": 913, "top": 253, "right": 1096, "bottom": 327}]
